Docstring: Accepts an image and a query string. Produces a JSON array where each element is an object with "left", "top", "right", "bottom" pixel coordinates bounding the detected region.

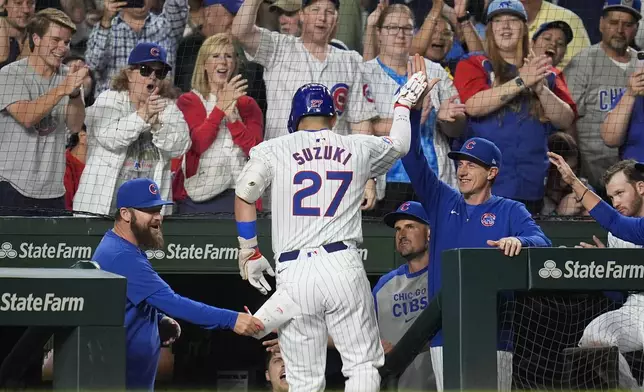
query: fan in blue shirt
[
  {"left": 549, "top": 152, "right": 644, "bottom": 246},
  {"left": 92, "top": 178, "right": 265, "bottom": 391}
]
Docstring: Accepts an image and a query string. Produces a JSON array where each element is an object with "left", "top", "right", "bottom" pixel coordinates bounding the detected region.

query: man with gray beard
[
  {"left": 92, "top": 178, "right": 264, "bottom": 390},
  {"left": 563, "top": 0, "right": 641, "bottom": 194}
]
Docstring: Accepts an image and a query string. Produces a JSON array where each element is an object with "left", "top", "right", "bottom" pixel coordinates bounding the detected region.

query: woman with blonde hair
[
  {"left": 74, "top": 42, "right": 191, "bottom": 216},
  {"left": 175, "top": 33, "right": 263, "bottom": 213},
  {"left": 453, "top": 0, "right": 576, "bottom": 214}
]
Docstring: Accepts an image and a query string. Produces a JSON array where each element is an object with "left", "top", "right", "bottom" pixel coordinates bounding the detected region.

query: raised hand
[
  {"left": 627, "top": 68, "right": 644, "bottom": 97},
  {"left": 547, "top": 151, "right": 578, "bottom": 186},
  {"left": 216, "top": 74, "right": 248, "bottom": 116},
  {"left": 454, "top": 0, "right": 468, "bottom": 19},
  {"left": 367, "top": 0, "right": 388, "bottom": 28},
  {"left": 519, "top": 50, "right": 552, "bottom": 88},
  {"left": 101, "top": 0, "right": 127, "bottom": 27},
  {"left": 437, "top": 95, "right": 466, "bottom": 122},
  {"left": 62, "top": 66, "right": 89, "bottom": 96}
]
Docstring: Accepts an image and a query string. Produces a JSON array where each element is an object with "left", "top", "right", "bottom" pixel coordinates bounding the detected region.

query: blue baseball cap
[
  {"left": 128, "top": 43, "right": 171, "bottom": 69},
  {"left": 203, "top": 0, "right": 243, "bottom": 14},
  {"left": 116, "top": 178, "right": 173, "bottom": 210},
  {"left": 486, "top": 0, "right": 528, "bottom": 22},
  {"left": 603, "top": 0, "right": 642, "bottom": 20},
  {"left": 448, "top": 137, "right": 502, "bottom": 169},
  {"left": 303, "top": 0, "right": 340, "bottom": 9},
  {"left": 383, "top": 201, "right": 430, "bottom": 228},
  {"left": 532, "top": 20, "right": 574, "bottom": 44}
]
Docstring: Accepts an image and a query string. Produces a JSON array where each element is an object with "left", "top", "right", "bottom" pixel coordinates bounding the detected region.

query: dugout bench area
[{"left": 441, "top": 248, "right": 644, "bottom": 391}]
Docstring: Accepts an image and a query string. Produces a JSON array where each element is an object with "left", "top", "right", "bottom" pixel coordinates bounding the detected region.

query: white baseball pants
[
  {"left": 275, "top": 246, "right": 384, "bottom": 392},
  {"left": 430, "top": 347, "right": 513, "bottom": 391}
]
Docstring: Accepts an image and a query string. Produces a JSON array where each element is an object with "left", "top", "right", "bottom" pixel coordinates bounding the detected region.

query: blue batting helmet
[{"left": 287, "top": 83, "right": 336, "bottom": 134}]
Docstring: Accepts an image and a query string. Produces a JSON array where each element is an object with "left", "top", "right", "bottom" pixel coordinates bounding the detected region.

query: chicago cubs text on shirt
[{"left": 392, "top": 287, "right": 428, "bottom": 318}]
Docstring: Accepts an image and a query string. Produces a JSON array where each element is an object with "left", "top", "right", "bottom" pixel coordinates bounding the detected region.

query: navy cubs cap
[
  {"left": 532, "top": 20, "right": 574, "bottom": 44},
  {"left": 486, "top": 0, "right": 528, "bottom": 22},
  {"left": 448, "top": 137, "right": 503, "bottom": 169},
  {"left": 203, "top": 0, "right": 243, "bottom": 14},
  {"left": 383, "top": 201, "right": 430, "bottom": 228},
  {"left": 128, "top": 43, "right": 171, "bottom": 69},
  {"left": 603, "top": 0, "right": 642, "bottom": 20},
  {"left": 116, "top": 178, "right": 173, "bottom": 210},
  {"left": 303, "top": 0, "right": 340, "bottom": 9}
]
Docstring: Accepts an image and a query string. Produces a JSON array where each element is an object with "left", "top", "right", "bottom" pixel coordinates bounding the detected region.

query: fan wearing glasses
[{"left": 73, "top": 42, "right": 191, "bottom": 217}]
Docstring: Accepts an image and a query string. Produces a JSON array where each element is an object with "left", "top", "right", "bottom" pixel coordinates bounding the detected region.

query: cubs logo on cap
[
  {"left": 448, "top": 137, "right": 503, "bottom": 169},
  {"left": 150, "top": 47, "right": 160, "bottom": 57},
  {"left": 383, "top": 201, "right": 431, "bottom": 228},
  {"left": 127, "top": 42, "right": 172, "bottom": 70},
  {"left": 486, "top": 0, "right": 528, "bottom": 22},
  {"left": 116, "top": 178, "right": 173, "bottom": 210}
]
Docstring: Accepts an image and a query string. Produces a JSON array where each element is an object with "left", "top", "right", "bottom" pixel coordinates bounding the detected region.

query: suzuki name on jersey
[
  {"left": 293, "top": 146, "right": 352, "bottom": 166},
  {"left": 564, "top": 260, "right": 644, "bottom": 279},
  {"left": 0, "top": 293, "right": 84, "bottom": 312}
]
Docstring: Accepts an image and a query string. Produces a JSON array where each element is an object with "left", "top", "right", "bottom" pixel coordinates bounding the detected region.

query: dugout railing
[
  {"left": 442, "top": 248, "right": 644, "bottom": 391},
  {"left": 0, "top": 267, "right": 126, "bottom": 390}
]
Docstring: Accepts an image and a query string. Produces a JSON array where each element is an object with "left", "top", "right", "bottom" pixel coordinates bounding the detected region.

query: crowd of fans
[{"left": 0, "top": 0, "right": 641, "bottom": 219}]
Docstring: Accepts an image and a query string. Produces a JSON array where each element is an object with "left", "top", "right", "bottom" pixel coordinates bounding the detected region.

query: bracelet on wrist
[{"left": 575, "top": 188, "right": 589, "bottom": 203}]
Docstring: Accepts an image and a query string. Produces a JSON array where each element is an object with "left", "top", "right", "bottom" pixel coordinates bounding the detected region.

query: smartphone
[
  {"left": 123, "top": 0, "right": 144, "bottom": 9},
  {"left": 637, "top": 51, "right": 644, "bottom": 68}
]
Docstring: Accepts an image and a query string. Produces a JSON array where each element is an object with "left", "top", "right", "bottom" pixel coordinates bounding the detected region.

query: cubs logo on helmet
[
  {"left": 331, "top": 83, "right": 349, "bottom": 117},
  {"left": 287, "top": 83, "right": 336, "bottom": 134}
]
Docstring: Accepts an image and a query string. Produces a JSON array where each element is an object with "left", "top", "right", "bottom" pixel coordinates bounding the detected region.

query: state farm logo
[
  {"left": 145, "top": 249, "right": 166, "bottom": 259},
  {"left": 539, "top": 260, "right": 562, "bottom": 279},
  {"left": 0, "top": 242, "right": 17, "bottom": 259}
]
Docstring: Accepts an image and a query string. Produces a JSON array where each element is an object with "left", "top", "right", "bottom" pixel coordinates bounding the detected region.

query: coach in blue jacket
[
  {"left": 402, "top": 111, "right": 551, "bottom": 391},
  {"left": 92, "top": 178, "right": 264, "bottom": 390}
]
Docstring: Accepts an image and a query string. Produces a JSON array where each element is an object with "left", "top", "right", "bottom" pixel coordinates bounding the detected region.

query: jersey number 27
[{"left": 293, "top": 171, "right": 353, "bottom": 217}]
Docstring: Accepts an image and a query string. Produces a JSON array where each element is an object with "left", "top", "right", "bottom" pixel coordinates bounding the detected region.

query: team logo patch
[
  {"left": 399, "top": 202, "right": 411, "bottom": 211},
  {"left": 465, "top": 140, "right": 476, "bottom": 150},
  {"left": 150, "top": 47, "right": 160, "bottom": 57},
  {"left": 481, "top": 213, "right": 496, "bottom": 227},
  {"left": 331, "top": 83, "right": 349, "bottom": 117},
  {"left": 381, "top": 136, "right": 393, "bottom": 145},
  {"left": 310, "top": 99, "right": 323, "bottom": 108},
  {"left": 363, "top": 84, "right": 374, "bottom": 103},
  {"left": 149, "top": 183, "right": 159, "bottom": 195},
  {"left": 498, "top": 1, "right": 512, "bottom": 8}
]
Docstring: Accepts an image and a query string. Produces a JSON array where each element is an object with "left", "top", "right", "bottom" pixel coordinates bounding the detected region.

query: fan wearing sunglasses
[{"left": 73, "top": 42, "right": 191, "bottom": 217}]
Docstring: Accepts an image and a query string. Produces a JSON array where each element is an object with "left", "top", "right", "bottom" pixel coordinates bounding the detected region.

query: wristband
[
  {"left": 575, "top": 188, "right": 589, "bottom": 203},
  {"left": 237, "top": 221, "right": 257, "bottom": 240}
]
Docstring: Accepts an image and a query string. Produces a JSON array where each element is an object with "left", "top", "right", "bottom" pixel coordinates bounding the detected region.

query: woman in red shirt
[
  {"left": 64, "top": 127, "right": 87, "bottom": 211},
  {"left": 175, "top": 33, "right": 263, "bottom": 214}
]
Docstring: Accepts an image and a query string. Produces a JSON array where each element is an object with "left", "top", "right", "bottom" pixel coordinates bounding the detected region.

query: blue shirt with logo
[
  {"left": 401, "top": 109, "right": 551, "bottom": 347},
  {"left": 611, "top": 90, "right": 644, "bottom": 162},
  {"left": 93, "top": 230, "right": 238, "bottom": 390}
]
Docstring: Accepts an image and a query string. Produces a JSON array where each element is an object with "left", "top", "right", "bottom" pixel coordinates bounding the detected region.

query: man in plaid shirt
[{"left": 85, "top": 0, "right": 188, "bottom": 98}]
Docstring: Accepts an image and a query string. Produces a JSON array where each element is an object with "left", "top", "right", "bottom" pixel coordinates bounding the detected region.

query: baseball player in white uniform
[
  {"left": 233, "top": 56, "right": 437, "bottom": 392},
  {"left": 577, "top": 160, "right": 644, "bottom": 389}
]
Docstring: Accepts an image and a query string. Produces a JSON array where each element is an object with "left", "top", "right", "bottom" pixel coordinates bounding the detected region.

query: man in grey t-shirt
[
  {"left": 0, "top": 8, "right": 88, "bottom": 215},
  {"left": 563, "top": 0, "right": 640, "bottom": 192},
  {"left": 373, "top": 201, "right": 436, "bottom": 391}
]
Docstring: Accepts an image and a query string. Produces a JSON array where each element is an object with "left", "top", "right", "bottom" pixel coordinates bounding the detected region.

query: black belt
[{"left": 278, "top": 241, "right": 348, "bottom": 262}]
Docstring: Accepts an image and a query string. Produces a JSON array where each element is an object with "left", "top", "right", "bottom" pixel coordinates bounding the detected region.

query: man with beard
[
  {"left": 92, "top": 178, "right": 265, "bottom": 391},
  {"left": 372, "top": 201, "right": 436, "bottom": 391},
  {"left": 563, "top": 0, "right": 641, "bottom": 194},
  {"left": 573, "top": 160, "right": 644, "bottom": 389}
]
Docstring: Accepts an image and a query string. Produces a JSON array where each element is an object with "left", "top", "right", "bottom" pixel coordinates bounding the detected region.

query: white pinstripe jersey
[
  {"left": 244, "top": 28, "right": 378, "bottom": 140},
  {"left": 239, "top": 129, "right": 404, "bottom": 255}
]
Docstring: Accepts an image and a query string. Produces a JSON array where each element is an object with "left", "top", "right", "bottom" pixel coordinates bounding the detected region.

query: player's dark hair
[
  {"left": 375, "top": 4, "right": 416, "bottom": 30},
  {"left": 603, "top": 159, "right": 644, "bottom": 186},
  {"left": 265, "top": 349, "right": 277, "bottom": 370}
]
